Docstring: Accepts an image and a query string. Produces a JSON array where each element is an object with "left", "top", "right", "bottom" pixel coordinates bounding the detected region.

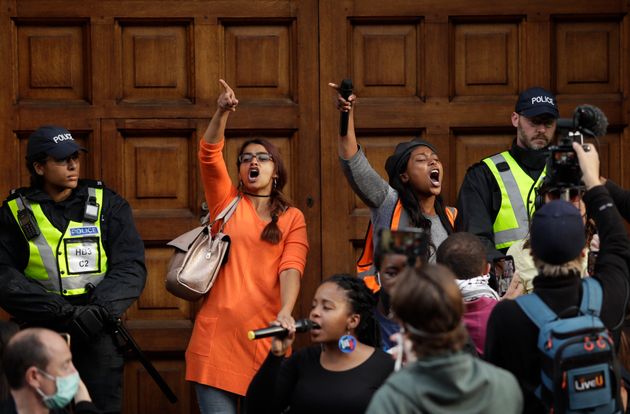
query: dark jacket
[
  {"left": 606, "top": 179, "right": 630, "bottom": 222},
  {"left": 484, "top": 185, "right": 630, "bottom": 414},
  {"left": 456, "top": 140, "right": 548, "bottom": 261},
  {"left": 0, "top": 180, "right": 147, "bottom": 329}
]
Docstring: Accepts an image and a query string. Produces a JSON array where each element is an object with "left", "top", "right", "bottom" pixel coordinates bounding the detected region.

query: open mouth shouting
[
  {"left": 248, "top": 168, "right": 260, "bottom": 182},
  {"left": 429, "top": 169, "right": 441, "bottom": 187}
]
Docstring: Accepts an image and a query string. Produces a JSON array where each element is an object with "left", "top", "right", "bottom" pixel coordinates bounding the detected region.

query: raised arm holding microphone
[
  {"left": 245, "top": 274, "right": 394, "bottom": 414},
  {"left": 328, "top": 81, "right": 456, "bottom": 295}
]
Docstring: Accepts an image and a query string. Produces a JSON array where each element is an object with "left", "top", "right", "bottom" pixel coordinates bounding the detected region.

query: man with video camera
[
  {"left": 485, "top": 141, "right": 630, "bottom": 414},
  {"left": 456, "top": 87, "right": 558, "bottom": 261},
  {"left": 0, "top": 126, "right": 147, "bottom": 414}
]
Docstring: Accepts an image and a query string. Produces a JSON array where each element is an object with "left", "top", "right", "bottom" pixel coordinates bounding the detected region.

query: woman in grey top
[{"left": 329, "top": 83, "right": 456, "bottom": 281}]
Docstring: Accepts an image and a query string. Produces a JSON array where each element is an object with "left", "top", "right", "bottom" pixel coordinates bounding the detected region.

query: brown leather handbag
[{"left": 165, "top": 196, "right": 240, "bottom": 301}]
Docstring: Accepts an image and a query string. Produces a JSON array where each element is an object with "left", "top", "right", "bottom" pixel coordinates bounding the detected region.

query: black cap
[
  {"left": 26, "top": 125, "right": 86, "bottom": 160},
  {"left": 530, "top": 200, "right": 585, "bottom": 265},
  {"left": 385, "top": 139, "right": 437, "bottom": 183},
  {"left": 515, "top": 87, "right": 559, "bottom": 118}
]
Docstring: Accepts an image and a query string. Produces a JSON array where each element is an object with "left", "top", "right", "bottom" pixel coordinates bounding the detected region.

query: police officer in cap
[
  {"left": 456, "top": 87, "right": 559, "bottom": 262},
  {"left": 0, "top": 125, "right": 147, "bottom": 414}
]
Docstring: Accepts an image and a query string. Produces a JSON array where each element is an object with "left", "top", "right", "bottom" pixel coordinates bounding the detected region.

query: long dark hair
[
  {"left": 324, "top": 274, "right": 380, "bottom": 347},
  {"left": 237, "top": 138, "right": 292, "bottom": 244},
  {"left": 388, "top": 149, "right": 452, "bottom": 254}
]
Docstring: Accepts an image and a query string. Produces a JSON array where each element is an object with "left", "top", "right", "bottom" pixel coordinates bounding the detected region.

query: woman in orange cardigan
[{"left": 186, "top": 79, "right": 309, "bottom": 414}]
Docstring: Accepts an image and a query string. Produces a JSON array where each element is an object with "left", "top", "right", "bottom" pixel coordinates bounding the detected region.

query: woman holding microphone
[
  {"left": 245, "top": 274, "right": 394, "bottom": 414},
  {"left": 186, "top": 80, "right": 309, "bottom": 414}
]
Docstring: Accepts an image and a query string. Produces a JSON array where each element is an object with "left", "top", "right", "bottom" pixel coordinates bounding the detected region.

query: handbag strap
[{"left": 209, "top": 195, "right": 241, "bottom": 231}]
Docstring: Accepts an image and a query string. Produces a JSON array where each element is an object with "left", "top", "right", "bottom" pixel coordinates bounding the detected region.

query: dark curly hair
[{"left": 324, "top": 274, "right": 381, "bottom": 347}]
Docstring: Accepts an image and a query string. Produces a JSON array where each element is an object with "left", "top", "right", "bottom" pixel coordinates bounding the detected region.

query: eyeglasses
[
  {"left": 238, "top": 152, "right": 273, "bottom": 163},
  {"left": 519, "top": 114, "right": 555, "bottom": 128},
  {"left": 48, "top": 152, "right": 80, "bottom": 166}
]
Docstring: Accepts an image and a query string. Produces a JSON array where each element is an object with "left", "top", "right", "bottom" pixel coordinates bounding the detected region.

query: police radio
[{"left": 16, "top": 196, "right": 40, "bottom": 240}]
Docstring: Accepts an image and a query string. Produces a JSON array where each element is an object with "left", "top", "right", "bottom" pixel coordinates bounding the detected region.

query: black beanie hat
[
  {"left": 384, "top": 139, "right": 437, "bottom": 184},
  {"left": 530, "top": 200, "right": 585, "bottom": 265}
]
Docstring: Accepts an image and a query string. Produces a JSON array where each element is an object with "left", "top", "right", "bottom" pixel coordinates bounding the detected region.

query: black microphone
[
  {"left": 574, "top": 104, "right": 608, "bottom": 138},
  {"left": 247, "top": 319, "right": 320, "bottom": 340},
  {"left": 339, "top": 79, "right": 353, "bottom": 136}
]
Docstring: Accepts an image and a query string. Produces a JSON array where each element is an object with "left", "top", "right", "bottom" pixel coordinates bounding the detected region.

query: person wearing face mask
[
  {"left": 0, "top": 125, "right": 147, "bottom": 414},
  {"left": 186, "top": 80, "right": 309, "bottom": 414},
  {"left": 456, "top": 87, "right": 559, "bottom": 263},
  {"left": 328, "top": 83, "right": 457, "bottom": 293},
  {"left": 1, "top": 328, "right": 99, "bottom": 414}
]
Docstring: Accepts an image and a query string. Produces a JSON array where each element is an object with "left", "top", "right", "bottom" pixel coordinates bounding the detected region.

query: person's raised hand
[
  {"left": 573, "top": 142, "right": 601, "bottom": 190},
  {"left": 502, "top": 271, "right": 524, "bottom": 300},
  {"left": 327, "top": 82, "right": 356, "bottom": 113},
  {"left": 218, "top": 79, "right": 239, "bottom": 112}
]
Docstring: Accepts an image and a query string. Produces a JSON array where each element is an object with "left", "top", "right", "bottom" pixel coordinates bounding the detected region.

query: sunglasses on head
[{"left": 238, "top": 152, "right": 273, "bottom": 163}]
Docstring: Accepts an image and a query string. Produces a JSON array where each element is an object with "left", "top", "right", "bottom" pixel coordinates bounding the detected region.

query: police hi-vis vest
[
  {"left": 356, "top": 200, "right": 456, "bottom": 293},
  {"left": 483, "top": 151, "right": 546, "bottom": 250},
  {"left": 8, "top": 187, "right": 108, "bottom": 296}
]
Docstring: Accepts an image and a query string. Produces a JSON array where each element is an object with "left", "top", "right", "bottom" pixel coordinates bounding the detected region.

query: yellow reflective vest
[
  {"left": 482, "top": 151, "right": 546, "bottom": 250},
  {"left": 7, "top": 187, "right": 108, "bottom": 295}
]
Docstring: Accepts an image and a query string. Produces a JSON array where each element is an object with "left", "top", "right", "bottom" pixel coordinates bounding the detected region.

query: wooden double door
[{"left": 1, "top": 0, "right": 629, "bottom": 412}]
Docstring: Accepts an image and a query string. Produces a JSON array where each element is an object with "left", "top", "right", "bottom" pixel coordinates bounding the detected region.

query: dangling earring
[
  {"left": 238, "top": 180, "right": 243, "bottom": 190},
  {"left": 273, "top": 177, "right": 277, "bottom": 190},
  {"left": 338, "top": 330, "right": 357, "bottom": 353}
]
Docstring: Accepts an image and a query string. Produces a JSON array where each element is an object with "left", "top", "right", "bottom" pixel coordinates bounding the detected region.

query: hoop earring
[{"left": 338, "top": 330, "right": 357, "bottom": 353}]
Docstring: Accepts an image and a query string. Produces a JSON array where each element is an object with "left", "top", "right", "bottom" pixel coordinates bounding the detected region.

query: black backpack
[{"left": 516, "top": 277, "right": 621, "bottom": 413}]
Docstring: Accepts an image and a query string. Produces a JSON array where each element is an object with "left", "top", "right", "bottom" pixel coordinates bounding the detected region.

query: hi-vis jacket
[
  {"left": 482, "top": 151, "right": 546, "bottom": 250},
  {"left": 0, "top": 180, "right": 146, "bottom": 324},
  {"left": 7, "top": 187, "right": 107, "bottom": 296},
  {"left": 357, "top": 200, "right": 457, "bottom": 293}
]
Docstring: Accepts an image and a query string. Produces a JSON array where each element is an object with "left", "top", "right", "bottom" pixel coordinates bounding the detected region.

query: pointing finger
[{"left": 219, "top": 79, "right": 232, "bottom": 92}]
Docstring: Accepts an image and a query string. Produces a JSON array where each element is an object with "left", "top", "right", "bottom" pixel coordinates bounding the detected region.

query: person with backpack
[
  {"left": 329, "top": 83, "right": 456, "bottom": 293},
  {"left": 485, "top": 141, "right": 630, "bottom": 414},
  {"left": 366, "top": 263, "right": 522, "bottom": 414}
]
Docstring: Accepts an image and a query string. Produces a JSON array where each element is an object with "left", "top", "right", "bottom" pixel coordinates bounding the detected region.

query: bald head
[{"left": 3, "top": 328, "right": 69, "bottom": 390}]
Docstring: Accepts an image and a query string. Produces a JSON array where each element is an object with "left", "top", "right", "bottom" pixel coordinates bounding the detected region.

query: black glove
[{"left": 69, "top": 305, "right": 110, "bottom": 343}]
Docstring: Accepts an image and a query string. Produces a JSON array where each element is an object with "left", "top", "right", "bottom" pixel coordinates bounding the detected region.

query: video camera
[{"left": 545, "top": 105, "right": 608, "bottom": 190}]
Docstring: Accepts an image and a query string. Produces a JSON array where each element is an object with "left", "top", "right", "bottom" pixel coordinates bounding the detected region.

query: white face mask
[{"left": 35, "top": 369, "right": 80, "bottom": 409}]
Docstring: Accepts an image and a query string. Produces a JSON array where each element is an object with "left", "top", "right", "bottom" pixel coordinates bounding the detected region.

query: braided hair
[
  {"left": 237, "top": 138, "right": 292, "bottom": 244},
  {"left": 324, "top": 274, "right": 381, "bottom": 347}
]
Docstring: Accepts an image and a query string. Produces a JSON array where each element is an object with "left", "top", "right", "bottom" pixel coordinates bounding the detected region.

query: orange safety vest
[{"left": 356, "top": 200, "right": 457, "bottom": 293}]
